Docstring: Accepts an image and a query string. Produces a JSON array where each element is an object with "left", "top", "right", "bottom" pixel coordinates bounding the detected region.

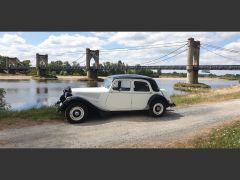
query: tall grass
[
  {"left": 193, "top": 121, "right": 240, "bottom": 148},
  {"left": 0, "top": 106, "right": 63, "bottom": 121},
  {"left": 171, "top": 85, "right": 240, "bottom": 106}
]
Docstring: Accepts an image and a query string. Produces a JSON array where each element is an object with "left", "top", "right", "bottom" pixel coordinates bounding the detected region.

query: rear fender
[{"left": 148, "top": 94, "right": 170, "bottom": 108}]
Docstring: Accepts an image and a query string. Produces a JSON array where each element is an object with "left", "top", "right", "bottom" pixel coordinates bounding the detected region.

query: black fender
[
  {"left": 59, "top": 96, "right": 99, "bottom": 112},
  {"left": 147, "top": 94, "right": 170, "bottom": 108}
]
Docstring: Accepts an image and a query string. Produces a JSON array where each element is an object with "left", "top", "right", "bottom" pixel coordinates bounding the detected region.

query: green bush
[{"left": 0, "top": 89, "right": 10, "bottom": 111}]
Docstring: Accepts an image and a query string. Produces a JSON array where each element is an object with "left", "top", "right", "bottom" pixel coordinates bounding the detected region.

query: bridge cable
[
  {"left": 202, "top": 43, "right": 240, "bottom": 54},
  {"left": 100, "top": 44, "right": 187, "bottom": 53},
  {"left": 201, "top": 45, "right": 240, "bottom": 62},
  {"left": 141, "top": 44, "right": 187, "bottom": 65},
  {"left": 100, "top": 41, "right": 187, "bottom": 51}
]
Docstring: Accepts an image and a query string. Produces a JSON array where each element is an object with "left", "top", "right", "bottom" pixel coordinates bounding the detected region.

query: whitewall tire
[
  {"left": 149, "top": 100, "right": 166, "bottom": 117},
  {"left": 65, "top": 103, "right": 88, "bottom": 123}
]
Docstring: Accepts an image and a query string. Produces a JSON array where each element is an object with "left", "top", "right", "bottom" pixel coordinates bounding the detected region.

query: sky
[{"left": 0, "top": 32, "right": 240, "bottom": 74}]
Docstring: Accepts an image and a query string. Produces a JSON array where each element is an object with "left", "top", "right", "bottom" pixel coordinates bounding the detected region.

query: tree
[
  {"left": 72, "top": 61, "right": 80, "bottom": 67},
  {"left": 0, "top": 56, "right": 7, "bottom": 70},
  {"left": 22, "top": 60, "right": 31, "bottom": 68}
]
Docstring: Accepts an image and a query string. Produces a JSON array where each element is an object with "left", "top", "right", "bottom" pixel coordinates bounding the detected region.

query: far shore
[{"left": 0, "top": 74, "right": 227, "bottom": 81}]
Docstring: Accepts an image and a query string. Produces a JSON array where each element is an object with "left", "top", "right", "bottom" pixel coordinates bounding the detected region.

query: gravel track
[{"left": 1, "top": 99, "right": 240, "bottom": 148}]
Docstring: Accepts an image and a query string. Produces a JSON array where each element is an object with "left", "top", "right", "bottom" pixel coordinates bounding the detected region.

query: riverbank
[
  {"left": 155, "top": 77, "right": 220, "bottom": 80},
  {"left": 171, "top": 85, "right": 240, "bottom": 106},
  {"left": 0, "top": 75, "right": 32, "bottom": 80}
]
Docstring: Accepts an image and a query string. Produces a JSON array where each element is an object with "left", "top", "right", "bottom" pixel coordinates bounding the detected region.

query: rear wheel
[
  {"left": 149, "top": 100, "right": 166, "bottom": 117},
  {"left": 65, "top": 103, "right": 88, "bottom": 123}
]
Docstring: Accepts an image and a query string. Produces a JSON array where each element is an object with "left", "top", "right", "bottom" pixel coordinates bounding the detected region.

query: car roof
[
  {"left": 108, "top": 74, "right": 153, "bottom": 80},
  {"left": 107, "top": 74, "right": 160, "bottom": 92}
]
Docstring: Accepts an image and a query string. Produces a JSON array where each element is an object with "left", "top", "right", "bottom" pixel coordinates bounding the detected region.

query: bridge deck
[{"left": 1, "top": 65, "right": 240, "bottom": 70}]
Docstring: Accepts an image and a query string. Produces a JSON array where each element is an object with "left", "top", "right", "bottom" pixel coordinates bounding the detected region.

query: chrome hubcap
[
  {"left": 70, "top": 106, "right": 84, "bottom": 121},
  {"left": 153, "top": 103, "right": 164, "bottom": 115}
]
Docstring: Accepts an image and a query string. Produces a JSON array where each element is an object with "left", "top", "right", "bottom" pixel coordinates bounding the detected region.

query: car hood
[
  {"left": 71, "top": 87, "right": 109, "bottom": 94},
  {"left": 71, "top": 87, "right": 109, "bottom": 105}
]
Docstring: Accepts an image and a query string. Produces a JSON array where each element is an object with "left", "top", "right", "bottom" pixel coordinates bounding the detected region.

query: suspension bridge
[{"left": 0, "top": 38, "right": 240, "bottom": 84}]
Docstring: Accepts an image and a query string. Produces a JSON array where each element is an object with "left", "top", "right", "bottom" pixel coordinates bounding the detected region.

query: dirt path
[{"left": 0, "top": 99, "right": 240, "bottom": 148}]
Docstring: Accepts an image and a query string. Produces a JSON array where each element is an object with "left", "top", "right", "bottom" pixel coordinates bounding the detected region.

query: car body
[{"left": 56, "top": 74, "right": 175, "bottom": 123}]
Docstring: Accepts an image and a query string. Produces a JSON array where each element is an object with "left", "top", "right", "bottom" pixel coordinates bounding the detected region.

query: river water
[{"left": 0, "top": 78, "right": 239, "bottom": 111}]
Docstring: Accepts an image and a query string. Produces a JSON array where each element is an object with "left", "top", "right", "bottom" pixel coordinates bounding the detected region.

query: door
[
  {"left": 105, "top": 79, "right": 132, "bottom": 111},
  {"left": 131, "top": 80, "right": 152, "bottom": 110}
]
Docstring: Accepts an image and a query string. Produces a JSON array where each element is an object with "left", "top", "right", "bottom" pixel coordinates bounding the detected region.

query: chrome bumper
[
  {"left": 169, "top": 103, "right": 176, "bottom": 107},
  {"left": 55, "top": 101, "right": 62, "bottom": 112}
]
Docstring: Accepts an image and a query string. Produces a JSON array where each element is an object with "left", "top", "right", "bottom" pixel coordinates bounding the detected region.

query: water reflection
[
  {"left": 36, "top": 87, "right": 48, "bottom": 94},
  {"left": 86, "top": 81, "right": 99, "bottom": 87},
  {"left": 36, "top": 87, "right": 49, "bottom": 108}
]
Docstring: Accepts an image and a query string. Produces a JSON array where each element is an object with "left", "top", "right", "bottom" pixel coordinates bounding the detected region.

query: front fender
[{"left": 58, "top": 96, "right": 99, "bottom": 112}]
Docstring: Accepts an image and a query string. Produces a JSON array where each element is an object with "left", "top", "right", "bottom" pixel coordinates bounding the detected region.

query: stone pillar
[
  {"left": 193, "top": 41, "right": 200, "bottom": 84},
  {"left": 6, "top": 57, "right": 17, "bottom": 74},
  {"left": 86, "top": 48, "right": 99, "bottom": 80},
  {"left": 36, "top": 53, "right": 48, "bottom": 77},
  {"left": 186, "top": 38, "right": 194, "bottom": 84}
]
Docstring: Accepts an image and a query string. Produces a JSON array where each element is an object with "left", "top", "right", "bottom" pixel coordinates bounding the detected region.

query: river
[{"left": 0, "top": 78, "right": 239, "bottom": 111}]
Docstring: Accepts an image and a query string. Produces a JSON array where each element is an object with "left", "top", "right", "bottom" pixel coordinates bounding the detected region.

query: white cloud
[
  {"left": 0, "top": 34, "right": 36, "bottom": 64},
  {"left": 0, "top": 32, "right": 240, "bottom": 68},
  {"left": 0, "top": 34, "right": 26, "bottom": 45},
  {"left": 91, "top": 32, "right": 116, "bottom": 38}
]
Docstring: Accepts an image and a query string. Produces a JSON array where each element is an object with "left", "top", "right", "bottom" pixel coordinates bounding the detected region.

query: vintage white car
[{"left": 56, "top": 74, "right": 175, "bottom": 123}]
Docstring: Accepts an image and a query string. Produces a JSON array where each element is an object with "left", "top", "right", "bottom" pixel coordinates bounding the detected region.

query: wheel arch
[{"left": 148, "top": 94, "right": 170, "bottom": 107}]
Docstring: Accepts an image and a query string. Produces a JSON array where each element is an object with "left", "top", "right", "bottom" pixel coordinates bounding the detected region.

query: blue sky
[{"left": 0, "top": 32, "right": 240, "bottom": 75}]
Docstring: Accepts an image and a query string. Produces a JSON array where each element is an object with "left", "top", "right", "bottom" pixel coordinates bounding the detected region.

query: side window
[
  {"left": 134, "top": 81, "right": 150, "bottom": 92},
  {"left": 112, "top": 80, "right": 131, "bottom": 91}
]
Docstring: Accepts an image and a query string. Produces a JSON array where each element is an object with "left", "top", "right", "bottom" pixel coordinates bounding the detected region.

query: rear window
[{"left": 134, "top": 81, "right": 150, "bottom": 92}]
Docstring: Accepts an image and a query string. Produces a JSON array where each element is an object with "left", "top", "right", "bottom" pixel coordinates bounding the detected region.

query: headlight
[{"left": 64, "top": 87, "right": 72, "bottom": 98}]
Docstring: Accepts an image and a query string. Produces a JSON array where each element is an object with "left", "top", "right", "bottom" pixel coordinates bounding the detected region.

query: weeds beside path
[{"left": 0, "top": 107, "right": 64, "bottom": 130}]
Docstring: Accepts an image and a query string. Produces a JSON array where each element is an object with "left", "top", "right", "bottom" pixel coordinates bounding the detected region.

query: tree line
[{"left": 21, "top": 60, "right": 161, "bottom": 77}]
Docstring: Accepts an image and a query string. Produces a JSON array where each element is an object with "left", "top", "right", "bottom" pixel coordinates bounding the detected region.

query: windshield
[{"left": 102, "top": 77, "right": 113, "bottom": 89}]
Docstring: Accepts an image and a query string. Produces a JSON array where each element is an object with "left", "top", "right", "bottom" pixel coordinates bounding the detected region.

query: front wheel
[
  {"left": 149, "top": 100, "right": 166, "bottom": 117},
  {"left": 65, "top": 103, "right": 88, "bottom": 123}
]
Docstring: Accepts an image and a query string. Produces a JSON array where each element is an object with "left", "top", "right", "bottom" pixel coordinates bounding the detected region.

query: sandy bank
[
  {"left": 0, "top": 75, "right": 32, "bottom": 80},
  {"left": 56, "top": 76, "right": 106, "bottom": 80}
]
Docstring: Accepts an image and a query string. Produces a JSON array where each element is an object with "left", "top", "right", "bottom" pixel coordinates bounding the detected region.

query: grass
[
  {"left": 174, "top": 82, "right": 211, "bottom": 92},
  {"left": 220, "top": 77, "right": 240, "bottom": 81},
  {"left": 192, "top": 120, "right": 240, "bottom": 148},
  {"left": 171, "top": 85, "right": 240, "bottom": 106},
  {"left": 0, "top": 106, "right": 63, "bottom": 121}
]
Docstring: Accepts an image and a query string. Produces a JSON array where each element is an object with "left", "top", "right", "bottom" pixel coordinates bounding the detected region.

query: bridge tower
[
  {"left": 86, "top": 48, "right": 99, "bottom": 80},
  {"left": 36, "top": 53, "right": 48, "bottom": 77},
  {"left": 6, "top": 57, "right": 18, "bottom": 74},
  {"left": 193, "top": 41, "right": 200, "bottom": 84},
  {"left": 186, "top": 38, "right": 200, "bottom": 84}
]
